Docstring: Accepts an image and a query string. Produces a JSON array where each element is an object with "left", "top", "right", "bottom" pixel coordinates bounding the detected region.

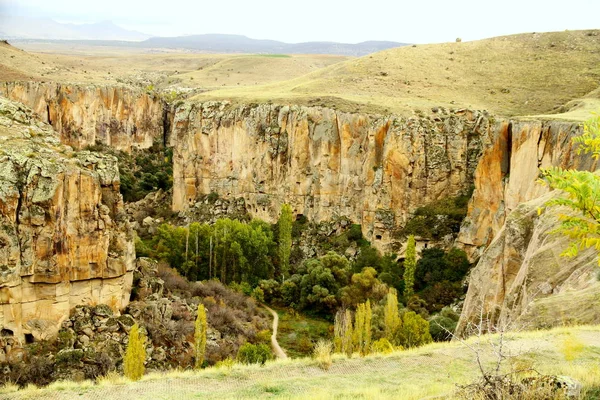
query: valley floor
[{"left": 3, "top": 325, "right": 600, "bottom": 400}]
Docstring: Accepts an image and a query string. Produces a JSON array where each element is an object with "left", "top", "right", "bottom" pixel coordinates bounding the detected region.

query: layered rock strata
[
  {"left": 1, "top": 81, "right": 166, "bottom": 152},
  {"left": 0, "top": 97, "right": 134, "bottom": 343}
]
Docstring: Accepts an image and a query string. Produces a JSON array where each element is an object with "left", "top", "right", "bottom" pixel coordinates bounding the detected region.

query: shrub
[
  {"left": 124, "top": 323, "right": 146, "bottom": 381},
  {"left": 428, "top": 307, "right": 460, "bottom": 341},
  {"left": 371, "top": 338, "right": 395, "bottom": 354},
  {"left": 237, "top": 343, "right": 272, "bottom": 365},
  {"left": 313, "top": 340, "right": 333, "bottom": 370}
]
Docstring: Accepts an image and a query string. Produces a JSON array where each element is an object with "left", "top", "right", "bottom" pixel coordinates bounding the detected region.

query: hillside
[
  {"left": 0, "top": 41, "right": 350, "bottom": 90},
  {"left": 3, "top": 325, "right": 600, "bottom": 399},
  {"left": 191, "top": 30, "right": 600, "bottom": 118}
]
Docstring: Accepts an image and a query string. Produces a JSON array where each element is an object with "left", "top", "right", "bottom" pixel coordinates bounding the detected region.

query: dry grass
[
  {"left": 312, "top": 340, "right": 333, "bottom": 370},
  {"left": 0, "top": 41, "right": 349, "bottom": 91},
  {"left": 3, "top": 325, "right": 600, "bottom": 399},
  {"left": 191, "top": 30, "right": 600, "bottom": 119}
]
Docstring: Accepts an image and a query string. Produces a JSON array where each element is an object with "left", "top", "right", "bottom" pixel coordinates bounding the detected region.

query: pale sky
[{"left": 1, "top": 0, "right": 599, "bottom": 43}]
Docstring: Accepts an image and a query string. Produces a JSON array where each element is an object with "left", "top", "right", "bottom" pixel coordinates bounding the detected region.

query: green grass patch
[{"left": 274, "top": 307, "right": 332, "bottom": 358}]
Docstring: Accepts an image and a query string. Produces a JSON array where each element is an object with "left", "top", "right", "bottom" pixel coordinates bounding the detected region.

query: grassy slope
[
  {"left": 0, "top": 41, "right": 349, "bottom": 90},
  {"left": 4, "top": 325, "right": 600, "bottom": 400},
  {"left": 192, "top": 30, "right": 600, "bottom": 119}
]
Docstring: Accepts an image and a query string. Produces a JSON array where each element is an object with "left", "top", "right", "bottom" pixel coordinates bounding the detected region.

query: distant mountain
[
  {"left": 140, "top": 34, "right": 408, "bottom": 56},
  {"left": 0, "top": 15, "right": 150, "bottom": 41}
]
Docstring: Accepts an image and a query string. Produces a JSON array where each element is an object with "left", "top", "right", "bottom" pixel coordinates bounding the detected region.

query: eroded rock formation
[
  {"left": 1, "top": 81, "right": 166, "bottom": 152},
  {"left": 457, "top": 120, "right": 596, "bottom": 260},
  {"left": 456, "top": 192, "right": 600, "bottom": 336},
  {"left": 170, "top": 101, "right": 490, "bottom": 245},
  {"left": 0, "top": 97, "right": 134, "bottom": 344}
]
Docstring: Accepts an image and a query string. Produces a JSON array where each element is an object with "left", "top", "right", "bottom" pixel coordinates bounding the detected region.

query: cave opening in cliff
[
  {"left": 46, "top": 104, "right": 52, "bottom": 125},
  {"left": 25, "top": 333, "right": 34, "bottom": 344},
  {"left": 0, "top": 328, "right": 13, "bottom": 337}
]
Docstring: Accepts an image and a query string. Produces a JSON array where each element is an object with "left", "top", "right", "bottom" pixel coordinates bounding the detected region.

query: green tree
[
  {"left": 278, "top": 204, "right": 294, "bottom": 279},
  {"left": 194, "top": 304, "right": 207, "bottom": 369},
  {"left": 124, "top": 323, "right": 146, "bottom": 381},
  {"left": 384, "top": 288, "right": 400, "bottom": 343},
  {"left": 539, "top": 114, "right": 600, "bottom": 264},
  {"left": 396, "top": 311, "right": 433, "bottom": 348},
  {"left": 403, "top": 235, "right": 417, "bottom": 299}
]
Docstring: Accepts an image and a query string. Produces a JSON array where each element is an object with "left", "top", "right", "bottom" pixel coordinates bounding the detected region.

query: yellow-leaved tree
[
  {"left": 195, "top": 303, "right": 208, "bottom": 369},
  {"left": 124, "top": 323, "right": 146, "bottom": 381},
  {"left": 539, "top": 113, "right": 600, "bottom": 264}
]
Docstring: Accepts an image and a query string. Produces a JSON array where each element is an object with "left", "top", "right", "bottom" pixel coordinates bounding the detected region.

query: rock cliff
[
  {"left": 170, "top": 101, "right": 491, "bottom": 244},
  {"left": 457, "top": 120, "right": 596, "bottom": 260},
  {"left": 0, "top": 96, "right": 134, "bottom": 344},
  {"left": 456, "top": 191, "right": 600, "bottom": 336},
  {"left": 1, "top": 81, "right": 166, "bottom": 152}
]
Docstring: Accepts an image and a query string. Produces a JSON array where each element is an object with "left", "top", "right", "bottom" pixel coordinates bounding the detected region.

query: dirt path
[{"left": 263, "top": 304, "right": 287, "bottom": 359}]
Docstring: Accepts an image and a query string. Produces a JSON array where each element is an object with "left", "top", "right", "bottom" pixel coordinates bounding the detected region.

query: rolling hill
[{"left": 191, "top": 30, "right": 600, "bottom": 118}]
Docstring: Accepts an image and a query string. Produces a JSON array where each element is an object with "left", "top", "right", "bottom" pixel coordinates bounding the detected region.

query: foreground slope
[
  {"left": 193, "top": 30, "right": 600, "bottom": 117},
  {"left": 3, "top": 325, "right": 600, "bottom": 399}
]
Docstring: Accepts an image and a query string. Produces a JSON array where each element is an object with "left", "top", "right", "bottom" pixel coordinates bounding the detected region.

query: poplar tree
[
  {"left": 278, "top": 204, "right": 293, "bottom": 279},
  {"left": 403, "top": 235, "right": 417, "bottom": 299},
  {"left": 353, "top": 302, "right": 365, "bottom": 355},
  {"left": 364, "top": 299, "right": 372, "bottom": 355},
  {"left": 194, "top": 303, "right": 208, "bottom": 369},
  {"left": 384, "top": 288, "right": 401, "bottom": 344},
  {"left": 343, "top": 309, "right": 354, "bottom": 357},
  {"left": 124, "top": 323, "right": 146, "bottom": 381}
]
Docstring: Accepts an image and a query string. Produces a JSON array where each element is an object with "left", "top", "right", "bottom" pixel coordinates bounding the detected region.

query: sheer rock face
[
  {"left": 170, "top": 102, "right": 491, "bottom": 245},
  {"left": 457, "top": 120, "right": 596, "bottom": 260},
  {"left": 1, "top": 81, "right": 165, "bottom": 152},
  {"left": 0, "top": 97, "right": 134, "bottom": 342},
  {"left": 456, "top": 192, "right": 600, "bottom": 336}
]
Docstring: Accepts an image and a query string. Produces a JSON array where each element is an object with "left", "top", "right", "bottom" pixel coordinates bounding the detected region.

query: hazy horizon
[{"left": 0, "top": 0, "right": 599, "bottom": 44}]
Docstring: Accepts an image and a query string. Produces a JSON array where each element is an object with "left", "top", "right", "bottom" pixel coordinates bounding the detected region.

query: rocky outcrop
[
  {"left": 0, "top": 96, "right": 134, "bottom": 344},
  {"left": 171, "top": 102, "right": 490, "bottom": 245},
  {"left": 456, "top": 192, "right": 600, "bottom": 336},
  {"left": 1, "top": 81, "right": 166, "bottom": 152},
  {"left": 457, "top": 120, "right": 596, "bottom": 260}
]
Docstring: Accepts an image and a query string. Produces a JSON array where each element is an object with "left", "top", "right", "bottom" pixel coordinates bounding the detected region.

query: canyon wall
[
  {"left": 170, "top": 101, "right": 491, "bottom": 244},
  {"left": 457, "top": 120, "right": 595, "bottom": 260},
  {"left": 0, "top": 97, "right": 134, "bottom": 345},
  {"left": 456, "top": 192, "right": 600, "bottom": 336},
  {"left": 456, "top": 120, "right": 599, "bottom": 333},
  {"left": 1, "top": 81, "right": 165, "bottom": 152}
]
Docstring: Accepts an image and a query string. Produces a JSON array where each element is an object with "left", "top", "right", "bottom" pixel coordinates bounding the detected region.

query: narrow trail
[{"left": 262, "top": 304, "right": 287, "bottom": 359}]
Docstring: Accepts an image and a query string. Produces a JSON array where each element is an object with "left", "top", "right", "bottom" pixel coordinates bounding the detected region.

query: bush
[
  {"left": 313, "top": 340, "right": 333, "bottom": 370},
  {"left": 371, "top": 338, "right": 395, "bottom": 354},
  {"left": 429, "top": 307, "right": 460, "bottom": 341},
  {"left": 237, "top": 343, "right": 272, "bottom": 365}
]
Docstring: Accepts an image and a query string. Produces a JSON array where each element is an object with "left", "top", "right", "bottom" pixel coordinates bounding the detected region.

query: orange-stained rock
[
  {"left": 1, "top": 81, "right": 165, "bottom": 152},
  {"left": 457, "top": 120, "right": 596, "bottom": 260},
  {"left": 0, "top": 96, "right": 134, "bottom": 342},
  {"left": 170, "top": 102, "right": 491, "bottom": 245}
]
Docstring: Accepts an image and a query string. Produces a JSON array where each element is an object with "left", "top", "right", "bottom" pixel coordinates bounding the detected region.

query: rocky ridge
[{"left": 0, "top": 96, "right": 134, "bottom": 348}]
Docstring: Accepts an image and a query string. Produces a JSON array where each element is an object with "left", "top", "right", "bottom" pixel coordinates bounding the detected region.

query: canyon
[{"left": 1, "top": 78, "right": 599, "bottom": 345}]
